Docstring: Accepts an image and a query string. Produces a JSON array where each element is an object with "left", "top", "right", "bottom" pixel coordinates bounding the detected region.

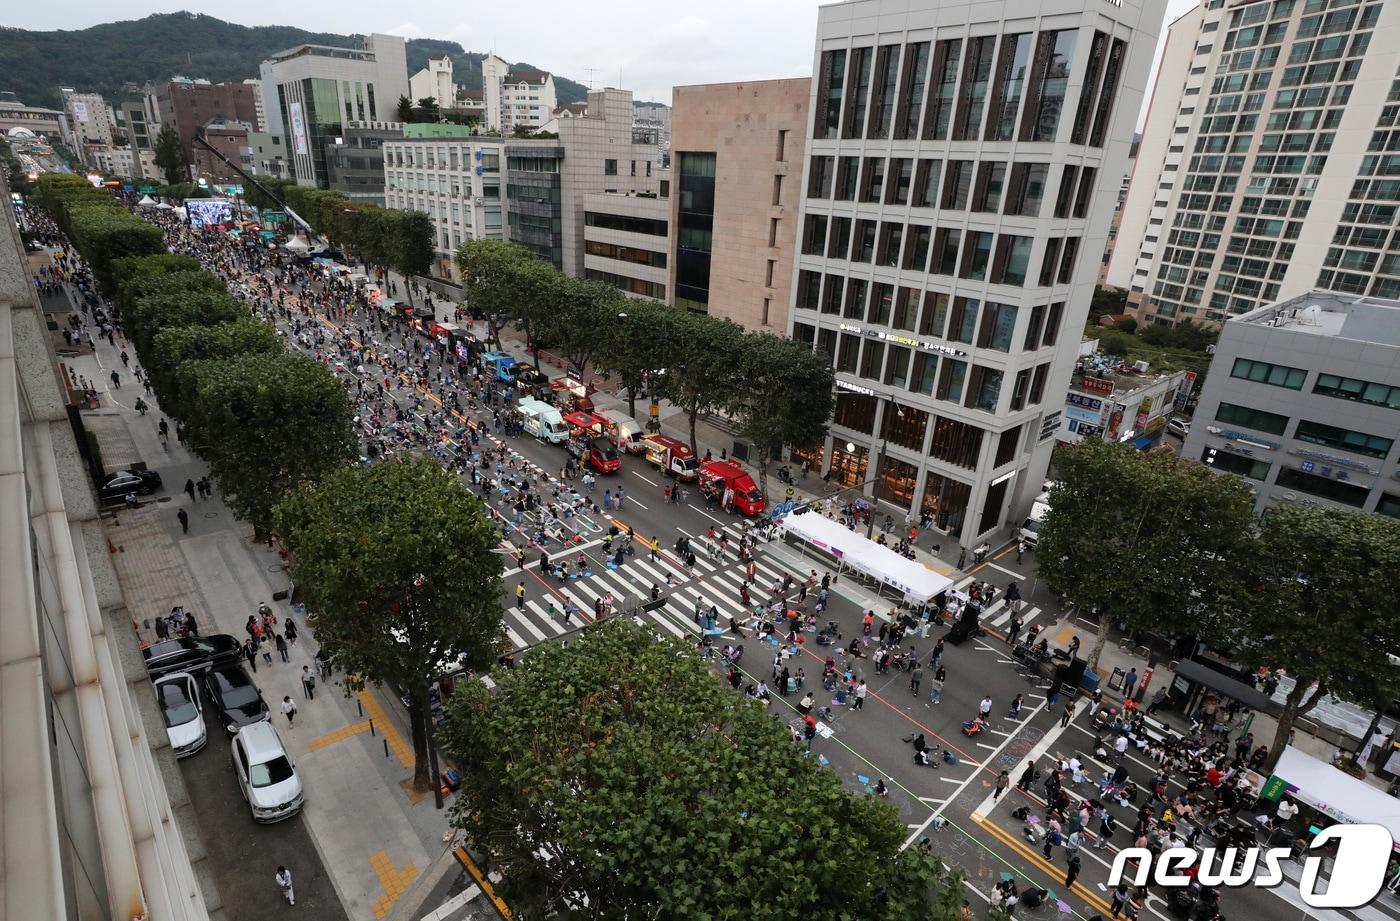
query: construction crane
[{"left": 189, "top": 130, "right": 320, "bottom": 240}]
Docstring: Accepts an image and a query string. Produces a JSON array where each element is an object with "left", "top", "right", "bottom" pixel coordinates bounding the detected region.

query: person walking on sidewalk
[
  {"left": 909, "top": 664, "right": 923, "bottom": 696},
  {"left": 1016, "top": 759, "right": 1036, "bottom": 793},
  {"left": 1064, "top": 853, "right": 1082, "bottom": 890},
  {"left": 243, "top": 638, "right": 258, "bottom": 673},
  {"left": 853, "top": 679, "right": 867, "bottom": 710},
  {"left": 274, "top": 866, "right": 295, "bottom": 906},
  {"left": 183, "top": 478, "right": 196, "bottom": 502},
  {"left": 1123, "top": 667, "right": 1139, "bottom": 701},
  {"left": 274, "top": 633, "right": 289, "bottom": 663},
  {"left": 1060, "top": 700, "right": 1077, "bottom": 728},
  {"left": 994, "top": 770, "right": 1010, "bottom": 800},
  {"left": 301, "top": 665, "right": 316, "bottom": 700},
  {"left": 281, "top": 696, "right": 297, "bottom": 727},
  {"left": 176, "top": 508, "right": 189, "bottom": 534},
  {"left": 515, "top": 582, "right": 526, "bottom": 611},
  {"left": 930, "top": 664, "right": 946, "bottom": 704}
]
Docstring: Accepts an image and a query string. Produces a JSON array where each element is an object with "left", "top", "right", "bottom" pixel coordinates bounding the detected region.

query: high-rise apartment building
[
  {"left": 480, "top": 53, "right": 558, "bottom": 134},
  {"left": 409, "top": 54, "right": 456, "bottom": 109},
  {"left": 788, "top": 0, "right": 1163, "bottom": 546},
  {"left": 1106, "top": 0, "right": 1400, "bottom": 326},
  {"left": 62, "top": 91, "right": 114, "bottom": 167},
  {"left": 670, "top": 79, "right": 810, "bottom": 332},
  {"left": 260, "top": 33, "right": 410, "bottom": 188}
]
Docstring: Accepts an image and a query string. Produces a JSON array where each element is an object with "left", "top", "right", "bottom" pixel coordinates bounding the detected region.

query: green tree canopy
[
  {"left": 127, "top": 288, "right": 246, "bottom": 368},
  {"left": 596, "top": 299, "right": 668, "bottom": 421},
  {"left": 441, "top": 619, "right": 965, "bottom": 919},
  {"left": 275, "top": 458, "right": 504, "bottom": 789},
  {"left": 544, "top": 276, "right": 620, "bottom": 380},
  {"left": 149, "top": 318, "right": 283, "bottom": 420},
  {"left": 655, "top": 312, "right": 750, "bottom": 455},
  {"left": 153, "top": 123, "right": 186, "bottom": 186},
  {"left": 1222, "top": 505, "right": 1400, "bottom": 773},
  {"left": 457, "top": 239, "right": 536, "bottom": 348},
  {"left": 114, "top": 267, "right": 225, "bottom": 316},
  {"left": 731, "top": 333, "right": 834, "bottom": 504},
  {"left": 1035, "top": 439, "right": 1256, "bottom": 671},
  {"left": 183, "top": 352, "right": 355, "bottom": 537}
]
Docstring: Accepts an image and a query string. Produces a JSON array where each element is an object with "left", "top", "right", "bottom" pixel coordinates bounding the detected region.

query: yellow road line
[
  {"left": 454, "top": 846, "right": 514, "bottom": 920},
  {"left": 972, "top": 813, "right": 1114, "bottom": 916}
]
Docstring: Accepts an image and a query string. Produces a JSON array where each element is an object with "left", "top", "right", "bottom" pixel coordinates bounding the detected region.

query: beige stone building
[{"left": 669, "top": 79, "right": 810, "bottom": 332}]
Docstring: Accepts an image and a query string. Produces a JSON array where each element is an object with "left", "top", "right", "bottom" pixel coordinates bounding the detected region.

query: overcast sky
[{"left": 8, "top": 0, "right": 1198, "bottom": 118}]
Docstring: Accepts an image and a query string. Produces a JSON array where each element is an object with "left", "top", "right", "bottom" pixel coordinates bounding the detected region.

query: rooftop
[
  {"left": 505, "top": 69, "right": 549, "bottom": 85},
  {"left": 1235, "top": 291, "right": 1400, "bottom": 347},
  {"left": 1069, "top": 346, "right": 1187, "bottom": 397},
  {"left": 267, "top": 43, "right": 375, "bottom": 64}
]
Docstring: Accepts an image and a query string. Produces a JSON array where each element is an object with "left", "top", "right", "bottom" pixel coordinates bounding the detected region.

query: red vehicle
[
  {"left": 550, "top": 376, "right": 596, "bottom": 414},
  {"left": 563, "top": 412, "right": 620, "bottom": 473},
  {"left": 641, "top": 434, "right": 697, "bottom": 481},
  {"left": 697, "top": 460, "right": 766, "bottom": 516}
]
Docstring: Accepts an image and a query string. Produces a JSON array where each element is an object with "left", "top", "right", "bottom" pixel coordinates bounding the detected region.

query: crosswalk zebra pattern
[
  {"left": 949, "top": 575, "right": 1047, "bottom": 637},
  {"left": 504, "top": 522, "right": 817, "bottom": 651}
]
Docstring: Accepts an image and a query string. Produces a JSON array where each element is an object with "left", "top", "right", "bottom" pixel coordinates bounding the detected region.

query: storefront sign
[
  {"left": 835, "top": 379, "right": 876, "bottom": 396},
  {"left": 1288, "top": 448, "right": 1379, "bottom": 476},
  {"left": 1066, "top": 393, "right": 1103, "bottom": 411},
  {"left": 1038, "top": 411, "right": 1062, "bottom": 442},
  {"left": 289, "top": 101, "right": 309, "bottom": 156},
  {"left": 837, "top": 323, "right": 968, "bottom": 358},
  {"left": 1260, "top": 775, "right": 1287, "bottom": 802},
  {"left": 1079, "top": 377, "right": 1116, "bottom": 396},
  {"left": 1206, "top": 426, "right": 1282, "bottom": 451},
  {"left": 1065, "top": 406, "right": 1102, "bottom": 425}
]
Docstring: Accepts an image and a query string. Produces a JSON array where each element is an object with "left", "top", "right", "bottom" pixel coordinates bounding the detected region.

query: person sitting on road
[{"left": 963, "top": 716, "right": 986, "bottom": 736}]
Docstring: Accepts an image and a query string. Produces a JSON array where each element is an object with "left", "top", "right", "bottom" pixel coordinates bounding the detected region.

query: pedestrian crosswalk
[
  {"left": 503, "top": 522, "right": 816, "bottom": 651},
  {"left": 949, "top": 575, "right": 1049, "bottom": 638}
]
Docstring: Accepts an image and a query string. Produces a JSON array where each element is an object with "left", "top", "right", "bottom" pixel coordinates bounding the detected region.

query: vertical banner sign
[
  {"left": 72, "top": 100, "right": 90, "bottom": 123},
  {"left": 289, "top": 101, "right": 309, "bottom": 157}
]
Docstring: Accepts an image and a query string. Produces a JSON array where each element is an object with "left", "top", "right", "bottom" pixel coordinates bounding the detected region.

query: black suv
[
  {"left": 142, "top": 634, "right": 242, "bottom": 677},
  {"left": 202, "top": 664, "right": 271, "bottom": 734}
]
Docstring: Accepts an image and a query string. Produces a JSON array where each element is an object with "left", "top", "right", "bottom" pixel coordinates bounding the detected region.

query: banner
[
  {"left": 186, "top": 198, "right": 234, "bottom": 227},
  {"left": 289, "top": 101, "right": 309, "bottom": 156}
]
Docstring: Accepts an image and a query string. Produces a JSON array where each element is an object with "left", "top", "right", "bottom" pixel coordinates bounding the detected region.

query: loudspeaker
[{"left": 1056, "top": 659, "right": 1087, "bottom": 690}]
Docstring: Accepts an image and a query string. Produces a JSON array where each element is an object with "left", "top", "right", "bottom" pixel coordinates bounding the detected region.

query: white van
[
  {"left": 599, "top": 409, "right": 644, "bottom": 453},
  {"left": 519, "top": 397, "right": 568, "bottom": 444},
  {"left": 1019, "top": 493, "right": 1053, "bottom": 549}
]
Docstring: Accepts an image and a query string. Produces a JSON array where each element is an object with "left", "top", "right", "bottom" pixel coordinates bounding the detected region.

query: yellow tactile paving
[
  {"left": 356, "top": 689, "right": 415, "bottom": 768},
  {"left": 307, "top": 720, "right": 372, "bottom": 751},
  {"left": 369, "top": 849, "right": 419, "bottom": 918}
]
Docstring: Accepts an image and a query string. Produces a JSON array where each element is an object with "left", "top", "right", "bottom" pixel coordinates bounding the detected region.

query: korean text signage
[
  {"left": 1108, "top": 823, "right": 1392, "bottom": 908},
  {"left": 1079, "top": 377, "right": 1115, "bottom": 396}
]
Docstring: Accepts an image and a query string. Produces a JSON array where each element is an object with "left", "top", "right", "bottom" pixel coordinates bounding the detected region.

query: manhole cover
[
  {"left": 156, "top": 496, "right": 172, "bottom": 503},
  {"left": 204, "top": 512, "right": 219, "bottom": 519}
]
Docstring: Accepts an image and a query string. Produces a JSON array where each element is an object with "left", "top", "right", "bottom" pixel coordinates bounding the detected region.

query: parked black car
[
  {"left": 143, "top": 634, "right": 242, "bottom": 677},
  {"left": 202, "top": 664, "right": 271, "bottom": 734},
  {"left": 97, "top": 469, "right": 162, "bottom": 502}
]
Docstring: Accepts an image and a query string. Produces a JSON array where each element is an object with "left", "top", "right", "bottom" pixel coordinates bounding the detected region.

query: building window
[
  {"left": 910, "top": 352, "right": 939, "bottom": 395},
  {"left": 929, "top": 415, "right": 983, "bottom": 468},
  {"left": 937, "top": 359, "right": 968, "bottom": 403},
  {"left": 948, "top": 296, "right": 979, "bottom": 344},
  {"left": 808, "top": 155, "right": 835, "bottom": 198},
  {"left": 954, "top": 35, "right": 997, "bottom": 140},
  {"left": 923, "top": 39, "right": 963, "bottom": 140},
  {"left": 1294, "top": 420, "right": 1394, "bottom": 459},
  {"left": 1274, "top": 467, "right": 1369, "bottom": 507},
  {"left": 887, "top": 158, "right": 913, "bottom": 205},
  {"left": 1070, "top": 32, "right": 1109, "bottom": 145},
  {"left": 834, "top": 392, "right": 877, "bottom": 433},
  {"left": 1202, "top": 445, "right": 1270, "bottom": 480},
  {"left": 1313, "top": 373, "right": 1400, "bottom": 410},
  {"left": 1089, "top": 39, "right": 1128, "bottom": 147},
  {"left": 920, "top": 291, "right": 949, "bottom": 337},
  {"left": 844, "top": 46, "right": 874, "bottom": 139},
  {"left": 1230, "top": 357, "right": 1306, "bottom": 389},
  {"left": 802, "top": 214, "right": 828, "bottom": 256},
  {"left": 1042, "top": 302, "right": 1064, "bottom": 347},
  {"left": 921, "top": 470, "right": 972, "bottom": 535},
  {"left": 1214, "top": 401, "right": 1290, "bottom": 435},
  {"left": 828, "top": 217, "right": 852, "bottom": 260},
  {"left": 772, "top": 174, "right": 784, "bottom": 206},
  {"left": 675, "top": 151, "right": 716, "bottom": 309},
  {"left": 868, "top": 45, "right": 900, "bottom": 139},
  {"left": 884, "top": 346, "right": 913, "bottom": 388},
  {"left": 1377, "top": 493, "right": 1400, "bottom": 520},
  {"left": 1024, "top": 29, "right": 1079, "bottom": 142},
  {"left": 966, "top": 365, "right": 1004, "bottom": 412},
  {"left": 777, "top": 129, "right": 788, "bottom": 161},
  {"left": 988, "top": 33, "right": 1031, "bottom": 141},
  {"left": 942, "top": 160, "right": 973, "bottom": 209},
  {"left": 762, "top": 298, "right": 772, "bottom": 325},
  {"left": 860, "top": 157, "right": 886, "bottom": 203},
  {"left": 896, "top": 42, "right": 931, "bottom": 140},
  {"left": 854, "top": 220, "right": 877, "bottom": 262},
  {"left": 973, "top": 161, "right": 1007, "bottom": 212},
  {"left": 769, "top": 217, "right": 780, "bottom": 247},
  {"left": 960, "top": 231, "right": 993, "bottom": 280},
  {"left": 904, "top": 225, "right": 932, "bottom": 271},
  {"left": 913, "top": 158, "right": 941, "bottom": 207},
  {"left": 977, "top": 301, "right": 1018, "bottom": 351},
  {"left": 836, "top": 156, "right": 860, "bottom": 200}
]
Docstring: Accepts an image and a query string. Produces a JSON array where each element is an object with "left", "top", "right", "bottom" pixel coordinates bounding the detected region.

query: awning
[
  {"left": 778, "top": 511, "right": 953, "bottom": 604},
  {"left": 1272, "top": 746, "right": 1400, "bottom": 849},
  {"left": 1174, "top": 658, "right": 1277, "bottom": 712},
  {"left": 1133, "top": 435, "right": 1153, "bottom": 450}
]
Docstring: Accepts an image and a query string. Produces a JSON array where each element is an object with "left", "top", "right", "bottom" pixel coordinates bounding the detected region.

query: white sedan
[{"left": 154, "top": 671, "right": 207, "bottom": 758}]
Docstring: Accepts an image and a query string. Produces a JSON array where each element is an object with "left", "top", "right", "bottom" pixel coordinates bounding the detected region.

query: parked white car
[
  {"left": 1168, "top": 417, "right": 1191, "bottom": 437},
  {"left": 231, "top": 722, "right": 304, "bottom": 823},
  {"left": 154, "top": 671, "right": 207, "bottom": 758}
]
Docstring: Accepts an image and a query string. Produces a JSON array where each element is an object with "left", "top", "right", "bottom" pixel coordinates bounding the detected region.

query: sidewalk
[{"left": 57, "top": 272, "right": 461, "bottom": 921}]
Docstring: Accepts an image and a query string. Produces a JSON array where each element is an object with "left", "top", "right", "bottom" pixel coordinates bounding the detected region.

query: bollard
[
  {"left": 369, "top": 717, "right": 375, "bottom": 736},
  {"left": 357, "top": 698, "right": 363, "bottom": 717},
  {"left": 383, "top": 739, "right": 390, "bottom": 759}
]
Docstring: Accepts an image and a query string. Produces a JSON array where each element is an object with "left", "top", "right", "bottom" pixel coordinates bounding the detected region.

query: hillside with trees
[{"left": 0, "top": 12, "right": 588, "bottom": 109}]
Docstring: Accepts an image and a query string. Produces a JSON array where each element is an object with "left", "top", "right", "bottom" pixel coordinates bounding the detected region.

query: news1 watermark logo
[{"left": 1107, "top": 823, "right": 1392, "bottom": 908}]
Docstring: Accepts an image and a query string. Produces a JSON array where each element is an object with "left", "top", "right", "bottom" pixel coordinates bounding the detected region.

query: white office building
[
  {"left": 787, "top": 0, "right": 1164, "bottom": 546},
  {"left": 259, "top": 33, "right": 410, "bottom": 188},
  {"left": 382, "top": 132, "right": 508, "bottom": 277},
  {"left": 1105, "top": 0, "right": 1400, "bottom": 326},
  {"left": 1183, "top": 291, "right": 1400, "bottom": 516}
]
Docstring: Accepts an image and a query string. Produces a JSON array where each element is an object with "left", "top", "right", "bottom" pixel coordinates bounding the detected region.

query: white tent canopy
[
  {"left": 137, "top": 195, "right": 156, "bottom": 207},
  {"left": 1273, "top": 746, "right": 1400, "bottom": 848},
  {"left": 778, "top": 511, "right": 953, "bottom": 603},
  {"left": 284, "top": 236, "right": 311, "bottom": 253}
]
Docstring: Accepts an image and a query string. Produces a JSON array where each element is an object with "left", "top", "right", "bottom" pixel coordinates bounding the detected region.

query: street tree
[
  {"left": 655, "top": 312, "right": 749, "bottom": 455},
  {"left": 396, "top": 95, "right": 414, "bottom": 123},
  {"left": 275, "top": 458, "right": 504, "bottom": 791},
  {"left": 153, "top": 123, "right": 186, "bottom": 185},
  {"left": 149, "top": 318, "right": 282, "bottom": 420},
  {"left": 1221, "top": 505, "right": 1400, "bottom": 774},
  {"left": 457, "top": 239, "right": 535, "bottom": 349},
  {"left": 127, "top": 287, "right": 245, "bottom": 368},
  {"left": 380, "top": 209, "right": 435, "bottom": 306},
  {"left": 508, "top": 257, "right": 562, "bottom": 370},
  {"left": 732, "top": 332, "right": 834, "bottom": 505},
  {"left": 597, "top": 299, "right": 670, "bottom": 421},
  {"left": 183, "top": 352, "right": 355, "bottom": 539},
  {"left": 545, "top": 275, "right": 617, "bottom": 380},
  {"left": 414, "top": 97, "right": 441, "bottom": 123},
  {"left": 1035, "top": 439, "right": 1255, "bottom": 673},
  {"left": 441, "top": 618, "right": 966, "bottom": 919}
]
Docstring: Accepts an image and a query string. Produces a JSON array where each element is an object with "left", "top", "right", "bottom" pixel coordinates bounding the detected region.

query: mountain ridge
[{"left": 0, "top": 12, "right": 589, "bottom": 109}]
